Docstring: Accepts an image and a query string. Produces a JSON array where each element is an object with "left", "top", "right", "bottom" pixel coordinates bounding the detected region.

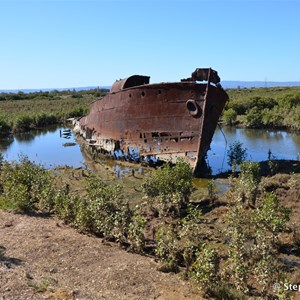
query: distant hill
[
  {"left": 1, "top": 82, "right": 300, "bottom": 94},
  {"left": 221, "top": 81, "right": 300, "bottom": 89},
  {"left": 0, "top": 86, "right": 111, "bottom": 94}
]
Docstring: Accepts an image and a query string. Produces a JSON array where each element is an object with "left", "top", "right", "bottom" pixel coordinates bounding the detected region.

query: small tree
[
  {"left": 207, "top": 179, "right": 217, "bottom": 202},
  {"left": 237, "top": 161, "right": 260, "bottom": 206}
]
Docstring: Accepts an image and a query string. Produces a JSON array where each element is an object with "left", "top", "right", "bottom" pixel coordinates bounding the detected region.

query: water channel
[{"left": 0, "top": 126, "right": 299, "bottom": 175}]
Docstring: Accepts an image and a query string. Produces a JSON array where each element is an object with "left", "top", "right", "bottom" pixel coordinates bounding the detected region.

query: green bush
[
  {"left": 0, "top": 156, "right": 55, "bottom": 213},
  {"left": 255, "top": 192, "right": 290, "bottom": 234},
  {"left": 237, "top": 161, "right": 260, "bottom": 206},
  {"left": 278, "top": 93, "right": 300, "bottom": 109},
  {"left": 155, "top": 223, "right": 180, "bottom": 272},
  {"left": 244, "top": 107, "right": 264, "bottom": 128},
  {"left": 84, "top": 176, "right": 125, "bottom": 237},
  {"left": 53, "top": 189, "right": 75, "bottom": 221},
  {"left": 190, "top": 244, "right": 219, "bottom": 290},
  {"left": 142, "top": 159, "right": 193, "bottom": 217},
  {"left": 226, "top": 87, "right": 300, "bottom": 130},
  {"left": 225, "top": 168, "right": 292, "bottom": 295},
  {"left": 223, "top": 108, "right": 237, "bottom": 125},
  {"left": 127, "top": 206, "right": 146, "bottom": 252}
]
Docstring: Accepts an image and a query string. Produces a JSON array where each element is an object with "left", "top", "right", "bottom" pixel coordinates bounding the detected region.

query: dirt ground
[{"left": 0, "top": 210, "right": 205, "bottom": 300}]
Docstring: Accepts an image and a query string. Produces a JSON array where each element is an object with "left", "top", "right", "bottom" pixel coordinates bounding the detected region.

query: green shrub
[
  {"left": 178, "top": 204, "right": 203, "bottom": 268},
  {"left": 244, "top": 107, "right": 264, "bottom": 128},
  {"left": 226, "top": 205, "right": 250, "bottom": 293},
  {"left": 226, "top": 87, "right": 300, "bottom": 130},
  {"left": 236, "top": 161, "right": 260, "bottom": 206},
  {"left": 190, "top": 244, "right": 219, "bottom": 291},
  {"left": 225, "top": 174, "right": 291, "bottom": 295},
  {"left": 223, "top": 108, "right": 237, "bottom": 125},
  {"left": 127, "top": 206, "right": 146, "bottom": 252},
  {"left": 0, "top": 156, "right": 55, "bottom": 213},
  {"left": 142, "top": 159, "right": 193, "bottom": 217},
  {"left": 155, "top": 223, "right": 179, "bottom": 267},
  {"left": 207, "top": 179, "right": 217, "bottom": 201},
  {"left": 84, "top": 176, "right": 125, "bottom": 237},
  {"left": 278, "top": 93, "right": 300, "bottom": 109},
  {"left": 53, "top": 189, "right": 75, "bottom": 222},
  {"left": 255, "top": 192, "right": 290, "bottom": 235}
]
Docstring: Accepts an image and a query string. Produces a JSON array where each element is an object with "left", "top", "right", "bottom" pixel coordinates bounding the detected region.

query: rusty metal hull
[{"left": 77, "top": 76, "right": 228, "bottom": 175}]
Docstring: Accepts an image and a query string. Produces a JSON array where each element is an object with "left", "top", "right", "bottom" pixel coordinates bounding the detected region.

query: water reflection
[
  {"left": 207, "top": 126, "right": 300, "bottom": 174},
  {"left": 0, "top": 125, "right": 299, "bottom": 176},
  {"left": 113, "top": 165, "right": 144, "bottom": 179},
  {"left": 0, "top": 126, "right": 85, "bottom": 168},
  {"left": 243, "top": 128, "right": 285, "bottom": 141},
  {"left": 14, "top": 133, "right": 35, "bottom": 143},
  {"left": 0, "top": 135, "right": 14, "bottom": 152}
]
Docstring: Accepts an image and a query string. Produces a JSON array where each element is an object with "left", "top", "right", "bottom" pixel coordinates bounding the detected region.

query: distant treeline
[
  {"left": 0, "top": 88, "right": 107, "bottom": 135},
  {"left": 223, "top": 86, "right": 300, "bottom": 130}
]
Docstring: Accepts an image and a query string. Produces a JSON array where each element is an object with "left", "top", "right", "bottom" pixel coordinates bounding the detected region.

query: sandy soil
[{"left": 0, "top": 210, "right": 204, "bottom": 300}]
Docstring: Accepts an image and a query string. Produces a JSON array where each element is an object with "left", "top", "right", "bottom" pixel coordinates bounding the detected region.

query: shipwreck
[{"left": 76, "top": 68, "right": 229, "bottom": 175}]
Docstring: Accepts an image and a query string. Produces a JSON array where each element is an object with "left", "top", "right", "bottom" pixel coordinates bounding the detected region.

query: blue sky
[{"left": 1, "top": 0, "right": 300, "bottom": 89}]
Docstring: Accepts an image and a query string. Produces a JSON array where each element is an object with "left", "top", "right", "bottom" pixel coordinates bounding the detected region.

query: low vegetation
[
  {"left": 0, "top": 89, "right": 107, "bottom": 135},
  {"left": 1, "top": 153, "right": 299, "bottom": 299},
  {"left": 223, "top": 86, "right": 300, "bottom": 130}
]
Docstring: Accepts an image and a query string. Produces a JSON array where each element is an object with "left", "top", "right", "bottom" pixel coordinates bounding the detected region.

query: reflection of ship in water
[
  {"left": 60, "top": 129, "right": 72, "bottom": 139},
  {"left": 75, "top": 68, "right": 229, "bottom": 175}
]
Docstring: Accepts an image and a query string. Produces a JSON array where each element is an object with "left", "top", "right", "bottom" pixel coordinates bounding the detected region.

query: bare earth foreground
[{"left": 0, "top": 210, "right": 204, "bottom": 300}]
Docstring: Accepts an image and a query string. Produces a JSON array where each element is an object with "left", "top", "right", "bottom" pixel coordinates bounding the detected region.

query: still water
[
  {"left": 0, "top": 126, "right": 85, "bottom": 168},
  {"left": 208, "top": 126, "right": 300, "bottom": 174},
  {"left": 0, "top": 126, "right": 299, "bottom": 174}
]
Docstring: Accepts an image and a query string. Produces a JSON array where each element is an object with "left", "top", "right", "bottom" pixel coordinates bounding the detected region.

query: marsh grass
[{"left": 0, "top": 89, "right": 106, "bottom": 134}]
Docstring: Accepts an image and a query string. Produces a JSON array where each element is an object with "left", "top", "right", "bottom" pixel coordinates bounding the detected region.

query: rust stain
[{"left": 75, "top": 68, "right": 228, "bottom": 175}]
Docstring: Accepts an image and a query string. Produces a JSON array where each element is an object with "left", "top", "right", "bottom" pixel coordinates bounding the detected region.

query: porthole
[
  {"left": 186, "top": 99, "right": 201, "bottom": 117},
  {"left": 141, "top": 91, "right": 145, "bottom": 97}
]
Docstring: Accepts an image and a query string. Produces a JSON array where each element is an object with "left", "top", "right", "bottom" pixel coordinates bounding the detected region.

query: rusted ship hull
[{"left": 77, "top": 69, "right": 228, "bottom": 175}]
